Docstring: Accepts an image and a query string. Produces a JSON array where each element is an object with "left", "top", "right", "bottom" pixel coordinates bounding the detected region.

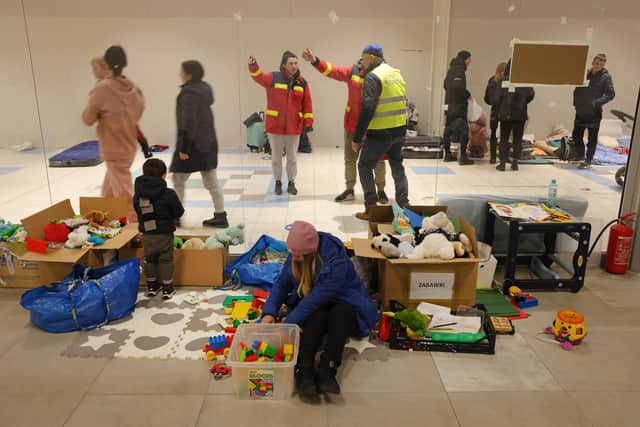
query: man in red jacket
[
  {"left": 302, "top": 48, "right": 387, "bottom": 204},
  {"left": 249, "top": 51, "right": 313, "bottom": 195}
]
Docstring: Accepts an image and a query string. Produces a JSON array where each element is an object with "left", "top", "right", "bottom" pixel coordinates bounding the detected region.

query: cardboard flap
[
  {"left": 21, "top": 199, "right": 75, "bottom": 241},
  {"left": 352, "top": 238, "right": 386, "bottom": 260},
  {"left": 20, "top": 247, "right": 89, "bottom": 263},
  {"left": 80, "top": 197, "right": 127, "bottom": 220}
]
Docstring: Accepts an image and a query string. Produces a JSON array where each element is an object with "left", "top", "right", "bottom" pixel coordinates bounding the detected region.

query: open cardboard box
[
  {"left": 353, "top": 205, "right": 480, "bottom": 309},
  {"left": 120, "top": 235, "right": 228, "bottom": 287},
  {"left": 10, "top": 197, "right": 139, "bottom": 287}
]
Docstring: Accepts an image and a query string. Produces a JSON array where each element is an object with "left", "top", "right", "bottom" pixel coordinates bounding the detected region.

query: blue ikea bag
[
  {"left": 20, "top": 258, "right": 140, "bottom": 333},
  {"left": 224, "top": 235, "right": 287, "bottom": 290}
]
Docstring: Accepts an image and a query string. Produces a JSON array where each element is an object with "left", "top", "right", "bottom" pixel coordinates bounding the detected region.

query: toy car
[{"left": 210, "top": 363, "right": 232, "bottom": 380}]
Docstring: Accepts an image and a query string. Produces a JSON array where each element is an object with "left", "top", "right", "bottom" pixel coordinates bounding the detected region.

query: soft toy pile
[
  {"left": 177, "top": 225, "right": 246, "bottom": 250},
  {"left": 371, "top": 211, "right": 473, "bottom": 260}
]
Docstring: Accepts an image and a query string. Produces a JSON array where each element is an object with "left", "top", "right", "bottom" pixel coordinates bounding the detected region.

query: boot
[
  {"left": 442, "top": 141, "right": 454, "bottom": 162},
  {"left": 287, "top": 181, "right": 298, "bottom": 195},
  {"left": 377, "top": 190, "right": 389, "bottom": 204},
  {"left": 275, "top": 180, "right": 283, "bottom": 195},
  {"left": 496, "top": 163, "right": 506, "bottom": 172},
  {"left": 511, "top": 159, "right": 519, "bottom": 171},
  {"left": 489, "top": 141, "right": 497, "bottom": 164},
  {"left": 458, "top": 142, "right": 474, "bottom": 165},
  {"left": 202, "top": 212, "right": 229, "bottom": 228},
  {"left": 316, "top": 358, "right": 340, "bottom": 394},
  {"left": 295, "top": 365, "right": 317, "bottom": 395}
]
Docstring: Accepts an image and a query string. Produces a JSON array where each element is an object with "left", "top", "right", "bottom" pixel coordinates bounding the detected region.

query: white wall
[
  {"left": 448, "top": 0, "right": 640, "bottom": 138},
  {"left": 2, "top": 0, "right": 432, "bottom": 149}
]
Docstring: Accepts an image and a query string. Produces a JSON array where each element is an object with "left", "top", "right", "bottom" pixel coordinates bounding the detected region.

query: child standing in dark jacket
[
  {"left": 134, "top": 159, "right": 185, "bottom": 299},
  {"left": 261, "top": 221, "right": 378, "bottom": 396}
]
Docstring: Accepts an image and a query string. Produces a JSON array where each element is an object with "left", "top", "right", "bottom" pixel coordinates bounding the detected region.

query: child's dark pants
[{"left": 142, "top": 233, "right": 174, "bottom": 292}]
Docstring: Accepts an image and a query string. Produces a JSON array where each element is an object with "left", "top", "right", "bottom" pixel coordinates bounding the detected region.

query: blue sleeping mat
[{"left": 49, "top": 140, "right": 103, "bottom": 167}]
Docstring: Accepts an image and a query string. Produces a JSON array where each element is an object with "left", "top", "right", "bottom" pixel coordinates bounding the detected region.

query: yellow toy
[
  {"left": 543, "top": 309, "right": 587, "bottom": 351},
  {"left": 206, "top": 350, "right": 216, "bottom": 361},
  {"left": 231, "top": 301, "right": 252, "bottom": 320}
]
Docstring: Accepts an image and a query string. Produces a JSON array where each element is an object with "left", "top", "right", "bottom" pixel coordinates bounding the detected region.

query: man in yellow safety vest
[{"left": 352, "top": 43, "right": 409, "bottom": 221}]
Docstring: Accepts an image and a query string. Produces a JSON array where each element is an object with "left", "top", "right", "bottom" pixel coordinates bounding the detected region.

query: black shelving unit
[{"left": 402, "top": 135, "right": 443, "bottom": 159}]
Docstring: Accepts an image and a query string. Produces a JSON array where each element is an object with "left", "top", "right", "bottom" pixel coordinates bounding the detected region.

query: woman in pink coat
[{"left": 83, "top": 46, "right": 145, "bottom": 222}]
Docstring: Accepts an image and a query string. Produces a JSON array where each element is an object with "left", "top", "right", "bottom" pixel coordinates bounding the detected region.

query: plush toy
[
  {"left": 174, "top": 236, "right": 184, "bottom": 249},
  {"left": 418, "top": 211, "right": 473, "bottom": 257},
  {"left": 225, "top": 224, "right": 245, "bottom": 246},
  {"left": 65, "top": 225, "right": 90, "bottom": 248},
  {"left": 84, "top": 210, "right": 110, "bottom": 228},
  {"left": 182, "top": 238, "right": 206, "bottom": 250},
  {"left": 88, "top": 235, "right": 105, "bottom": 246},
  {"left": 420, "top": 211, "right": 455, "bottom": 235},
  {"left": 205, "top": 235, "right": 225, "bottom": 249},
  {"left": 383, "top": 309, "right": 431, "bottom": 337},
  {"left": 391, "top": 202, "right": 413, "bottom": 235},
  {"left": 44, "top": 223, "right": 70, "bottom": 243},
  {"left": 408, "top": 233, "right": 455, "bottom": 260},
  {"left": 371, "top": 233, "right": 401, "bottom": 258},
  {"left": 206, "top": 224, "right": 246, "bottom": 248}
]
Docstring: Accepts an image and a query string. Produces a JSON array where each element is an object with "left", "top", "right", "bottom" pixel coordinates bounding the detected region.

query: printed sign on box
[
  {"left": 410, "top": 272, "right": 455, "bottom": 300},
  {"left": 248, "top": 369, "right": 274, "bottom": 398}
]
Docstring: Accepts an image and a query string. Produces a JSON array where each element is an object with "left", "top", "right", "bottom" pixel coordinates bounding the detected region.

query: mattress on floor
[{"left": 49, "top": 141, "right": 103, "bottom": 167}]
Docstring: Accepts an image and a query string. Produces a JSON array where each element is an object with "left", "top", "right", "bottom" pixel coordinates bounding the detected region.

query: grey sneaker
[{"left": 335, "top": 189, "right": 355, "bottom": 202}]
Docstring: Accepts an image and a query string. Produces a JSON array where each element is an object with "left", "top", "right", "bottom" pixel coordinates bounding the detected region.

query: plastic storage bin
[
  {"left": 227, "top": 324, "right": 300, "bottom": 399},
  {"left": 477, "top": 242, "right": 497, "bottom": 289}
]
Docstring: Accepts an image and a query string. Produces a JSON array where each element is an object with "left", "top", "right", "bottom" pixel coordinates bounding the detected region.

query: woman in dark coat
[
  {"left": 170, "top": 60, "right": 228, "bottom": 228},
  {"left": 484, "top": 62, "right": 506, "bottom": 164}
]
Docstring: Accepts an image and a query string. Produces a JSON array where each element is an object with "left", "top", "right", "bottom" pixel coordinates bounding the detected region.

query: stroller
[{"left": 611, "top": 110, "right": 633, "bottom": 187}]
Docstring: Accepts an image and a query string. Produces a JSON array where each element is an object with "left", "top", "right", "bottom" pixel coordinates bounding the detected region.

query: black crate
[{"left": 388, "top": 300, "right": 496, "bottom": 355}]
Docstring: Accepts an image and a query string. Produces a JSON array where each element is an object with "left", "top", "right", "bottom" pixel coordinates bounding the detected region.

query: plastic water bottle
[{"left": 548, "top": 179, "right": 558, "bottom": 208}]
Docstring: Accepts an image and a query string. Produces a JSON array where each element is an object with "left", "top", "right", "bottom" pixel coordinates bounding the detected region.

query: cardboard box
[
  {"left": 119, "top": 235, "right": 228, "bottom": 287},
  {"left": 13, "top": 197, "right": 138, "bottom": 288},
  {"left": 353, "top": 206, "right": 480, "bottom": 309}
]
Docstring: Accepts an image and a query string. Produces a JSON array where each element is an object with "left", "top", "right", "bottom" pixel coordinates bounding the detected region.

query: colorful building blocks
[
  {"left": 264, "top": 344, "right": 277, "bottom": 358},
  {"left": 231, "top": 302, "right": 252, "bottom": 320},
  {"left": 283, "top": 344, "right": 294, "bottom": 357},
  {"left": 252, "top": 289, "right": 270, "bottom": 300},
  {"left": 245, "top": 353, "right": 259, "bottom": 362},
  {"left": 223, "top": 295, "right": 254, "bottom": 308},
  {"left": 209, "top": 334, "right": 227, "bottom": 351},
  {"left": 206, "top": 351, "right": 216, "bottom": 361}
]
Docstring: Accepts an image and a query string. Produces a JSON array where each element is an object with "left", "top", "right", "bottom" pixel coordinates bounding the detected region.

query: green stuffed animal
[
  {"left": 174, "top": 236, "right": 184, "bottom": 249},
  {"left": 383, "top": 309, "right": 431, "bottom": 337},
  {"left": 210, "top": 224, "right": 245, "bottom": 247}
]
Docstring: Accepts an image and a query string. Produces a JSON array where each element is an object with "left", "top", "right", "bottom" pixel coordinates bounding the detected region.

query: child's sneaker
[
  {"left": 162, "top": 287, "right": 176, "bottom": 300},
  {"left": 146, "top": 283, "right": 160, "bottom": 297}
]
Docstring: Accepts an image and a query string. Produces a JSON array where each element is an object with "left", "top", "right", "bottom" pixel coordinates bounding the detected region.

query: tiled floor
[
  {"left": 1, "top": 265, "right": 640, "bottom": 426},
  {"left": 0, "top": 145, "right": 636, "bottom": 426}
]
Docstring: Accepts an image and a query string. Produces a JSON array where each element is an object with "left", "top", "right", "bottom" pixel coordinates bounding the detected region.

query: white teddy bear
[
  {"left": 408, "top": 233, "right": 455, "bottom": 260},
  {"left": 64, "top": 225, "right": 90, "bottom": 249}
]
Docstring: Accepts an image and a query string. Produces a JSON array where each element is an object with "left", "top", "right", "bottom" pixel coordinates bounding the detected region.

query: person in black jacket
[
  {"left": 170, "top": 60, "right": 228, "bottom": 228},
  {"left": 484, "top": 62, "right": 507, "bottom": 164},
  {"left": 134, "top": 159, "right": 185, "bottom": 299},
  {"left": 443, "top": 50, "right": 473, "bottom": 165},
  {"left": 572, "top": 53, "right": 615, "bottom": 168},
  {"left": 493, "top": 60, "right": 535, "bottom": 171}
]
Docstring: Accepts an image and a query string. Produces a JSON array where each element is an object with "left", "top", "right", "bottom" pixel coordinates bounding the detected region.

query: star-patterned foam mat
[{"left": 62, "top": 288, "right": 388, "bottom": 361}]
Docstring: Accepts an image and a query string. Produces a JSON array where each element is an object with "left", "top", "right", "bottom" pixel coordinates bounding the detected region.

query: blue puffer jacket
[{"left": 261, "top": 232, "right": 379, "bottom": 337}]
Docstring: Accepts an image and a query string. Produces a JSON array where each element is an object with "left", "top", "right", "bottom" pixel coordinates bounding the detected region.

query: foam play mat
[
  {"left": 49, "top": 140, "right": 103, "bottom": 167},
  {"left": 62, "top": 288, "right": 389, "bottom": 361}
]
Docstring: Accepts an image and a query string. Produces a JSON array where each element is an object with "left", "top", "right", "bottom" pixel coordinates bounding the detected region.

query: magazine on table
[{"left": 489, "top": 202, "right": 573, "bottom": 222}]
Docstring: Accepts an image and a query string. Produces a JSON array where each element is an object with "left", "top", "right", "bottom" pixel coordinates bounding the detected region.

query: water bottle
[{"left": 548, "top": 179, "right": 558, "bottom": 208}]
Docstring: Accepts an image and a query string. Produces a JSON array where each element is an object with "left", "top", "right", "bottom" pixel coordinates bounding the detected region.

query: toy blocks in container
[{"left": 227, "top": 324, "right": 300, "bottom": 399}]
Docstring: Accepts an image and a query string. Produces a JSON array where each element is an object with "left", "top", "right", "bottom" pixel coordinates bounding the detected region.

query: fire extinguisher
[{"left": 589, "top": 212, "right": 636, "bottom": 274}]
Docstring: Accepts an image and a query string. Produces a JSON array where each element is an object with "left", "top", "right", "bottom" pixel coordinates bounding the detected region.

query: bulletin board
[{"left": 508, "top": 41, "right": 590, "bottom": 86}]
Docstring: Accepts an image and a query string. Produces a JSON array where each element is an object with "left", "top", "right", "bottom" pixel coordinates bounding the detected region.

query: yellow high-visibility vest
[{"left": 368, "top": 63, "right": 407, "bottom": 130}]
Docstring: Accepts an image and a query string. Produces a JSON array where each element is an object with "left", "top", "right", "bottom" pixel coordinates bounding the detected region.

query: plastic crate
[
  {"left": 388, "top": 301, "right": 496, "bottom": 355},
  {"left": 227, "top": 324, "right": 300, "bottom": 399}
]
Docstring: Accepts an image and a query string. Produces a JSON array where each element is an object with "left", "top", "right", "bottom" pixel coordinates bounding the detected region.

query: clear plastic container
[{"left": 227, "top": 324, "right": 300, "bottom": 399}]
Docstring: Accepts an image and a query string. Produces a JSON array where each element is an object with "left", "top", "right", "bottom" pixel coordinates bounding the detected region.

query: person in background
[
  {"left": 443, "top": 50, "right": 474, "bottom": 165},
  {"left": 493, "top": 60, "right": 535, "bottom": 172},
  {"left": 90, "top": 57, "right": 152, "bottom": 159},
  {"left": 484, "top": 62, "right": 507, "bottom": 164},
  {"left": 170, "top": 60, "right": 228, "bottom": 228},
  {"left": 83, "top": 46, "right": 145, "bottom": 223},
  {"left": 302, "top": 48, "right": 388, "bottom": 204},
  {"left": 261, "top": 221, "right": 378, "bottom": 395},
  {"left": 572, "top": 53, "right": 615, "bottom": 169},
  {"left": 133, "top": 158, "right": 184, "bottom": 299},
  {"left": 352, "top": 43, "right": 409, "bottom": 220},
  {"left": 249, "top": 51, "right": 313, "bottom": 196}
]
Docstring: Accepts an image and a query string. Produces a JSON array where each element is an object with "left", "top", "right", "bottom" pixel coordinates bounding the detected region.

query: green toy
[
  {"left": 383, "top": 309, "right": 431, "bottom": 336},
  {"left": 174, "top": 236, "right": 184, "bottom": 249}
]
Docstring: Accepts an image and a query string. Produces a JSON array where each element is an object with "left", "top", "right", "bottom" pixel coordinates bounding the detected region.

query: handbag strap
[{"left": 70, "top": 279, "right": 112, "bottom": 330}]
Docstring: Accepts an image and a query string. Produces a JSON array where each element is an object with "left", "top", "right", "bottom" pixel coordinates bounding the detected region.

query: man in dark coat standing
[
  {"left": 443, "top": 50, "right": 474, "bottom": 165},
  {"left": 572, "top": 53, "right": 615, "bottom": 169},
  {"left": 170, "top": 60, "right": 228, "bottom": 228}
]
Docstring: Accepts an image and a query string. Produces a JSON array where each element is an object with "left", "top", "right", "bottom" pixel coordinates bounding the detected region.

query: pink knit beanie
[{"left": 286, "top": 221, "right": 319, "bottom": 256}]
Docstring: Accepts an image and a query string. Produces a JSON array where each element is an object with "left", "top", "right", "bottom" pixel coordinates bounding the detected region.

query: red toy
[
  {"left": 44, "top": 223, "right": 70, "bottom": 243},
  {"left": 210, "top": 363, "right": 232, "bottom": 380},
  {"left": 378, "top": 315, "right": 391, "bottom": 342},
  {"left": 26, "top": 238, "right": 47, "bottom": 254}
]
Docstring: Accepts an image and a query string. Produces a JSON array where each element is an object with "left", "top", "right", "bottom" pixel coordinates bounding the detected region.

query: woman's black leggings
[{"left": 298, "top": 303, "right": 358, "bottom": 368}]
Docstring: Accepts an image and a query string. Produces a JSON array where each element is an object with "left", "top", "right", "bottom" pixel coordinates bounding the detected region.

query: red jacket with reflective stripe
[
  {"left": 312, "top": 59, "right": 363, "bottom": 134},
  {"left": 249, "top": 62, "right": 313, "bottom": 135}
]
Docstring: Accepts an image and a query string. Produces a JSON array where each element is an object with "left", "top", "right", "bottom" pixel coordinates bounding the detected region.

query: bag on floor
[
  {"left": 20, "top": 258, "right": 140, "bottom": 333},
  {"left": 224, "top": 234, "right": 287, "bottom": 290}
]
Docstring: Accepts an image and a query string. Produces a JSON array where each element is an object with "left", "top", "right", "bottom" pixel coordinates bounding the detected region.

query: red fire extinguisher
[{"left": 606, "top": 213, "right": 636, "bottom": 274}]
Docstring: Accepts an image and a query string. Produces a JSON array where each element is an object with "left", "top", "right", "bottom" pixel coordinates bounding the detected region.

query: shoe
[
  {"left": 443, "top": 152, "right": 454, "bottom": 162},
  {"left": 458, "top": 156, "right": 474, "bottom": 166},
  {"left": 377, "top": 191, "right": 389, "bottom": 204},
  {"left": 578, "top": 161, "right": 592, "bottom": 169},
  {"left": 355, "top": 211, "right": 370, "bottom": 221},
  {"left": 511, "top": 161, "right": 519, "bottom": 171},
  {"left": 146, "top": 283, "right": 160, "bottom": 297},
  {"left": 295, "top": 366, "right": 317, "bottom": 395},
  {"left": 275, "top": 181, "right": 283, "bottom": 195},
  {"left": 496, "top": 163, "right": 506, "bottom": 171},
  {"left": 162, "top": 287, "right": 176, "bottom": 300},
  {"left": 316, "top": 368, "right": 340, "bottom": 394},
  {"left": 334, "top": 189, "right": 355, "bottom": 202},
  {"left": 490, "top": 155, "right": 497, "bottom": 164},
  {"left": 287, "top": 181, "right": 298, "bottom": 195},
  {"left": 202, "top": 212, "right": 228, "bottom": 228}
]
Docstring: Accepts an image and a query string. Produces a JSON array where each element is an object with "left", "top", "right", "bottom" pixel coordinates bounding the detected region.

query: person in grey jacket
[
  {"left": 572, "top": 53, "right": 615, "bottom": 169},
  {"left": 169, "top": 60, "right": 228, "bottom": 228}
]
